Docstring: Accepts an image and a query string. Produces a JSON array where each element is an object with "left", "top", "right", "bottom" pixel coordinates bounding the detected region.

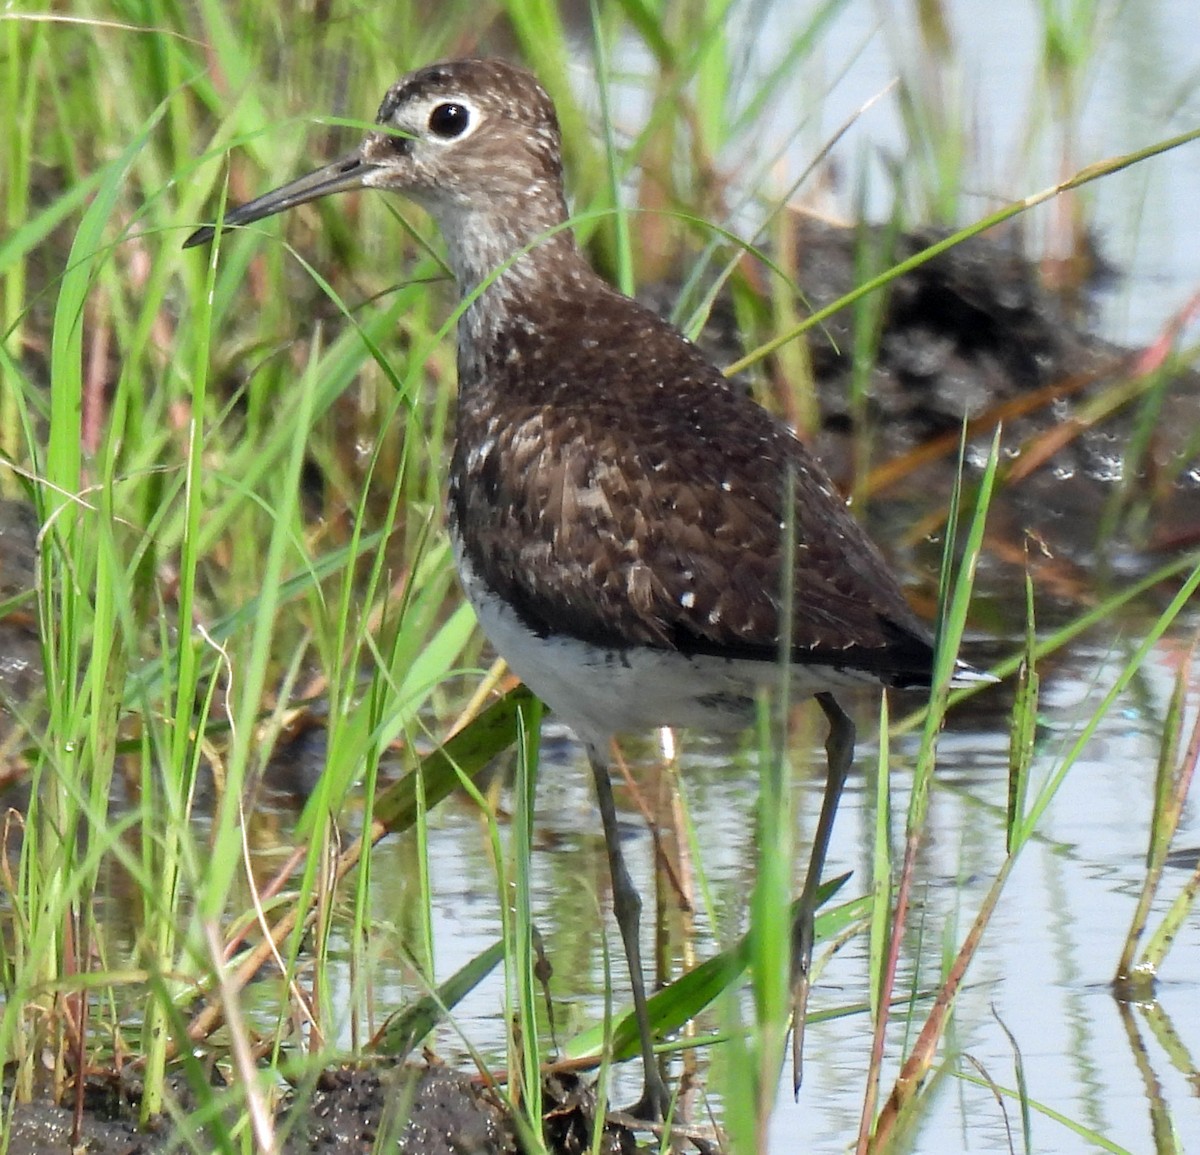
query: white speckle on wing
[
  {"left": 509, "top": 416, "right": 543, "bottom": 455},
  {"left": 569, "top": 482, "right": 613, "bottom": 516},
  {"left": 467, "top": 435, "right": 496, "bottom": 470},
  {"left": 680, "top": 591, "right": 695, "bottom": 609}
]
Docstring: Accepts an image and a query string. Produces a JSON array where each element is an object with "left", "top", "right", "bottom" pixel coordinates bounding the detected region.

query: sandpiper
[{"left": 186, "top": 57, "right": 986, "bottom": 1120}]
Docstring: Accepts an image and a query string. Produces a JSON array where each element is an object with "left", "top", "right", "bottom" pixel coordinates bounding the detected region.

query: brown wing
[{"left": 450, "top": 285, "right": 936, "bottom": 687}]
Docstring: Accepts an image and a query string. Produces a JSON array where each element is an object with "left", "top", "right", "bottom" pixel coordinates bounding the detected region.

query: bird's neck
[{"left": 433, "top": 197, "right": 595, "bottom": 350}]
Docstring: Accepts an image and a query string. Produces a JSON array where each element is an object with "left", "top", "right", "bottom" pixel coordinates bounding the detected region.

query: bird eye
[{"left": 428, "top": 102, "right": 470, "bottom": 139}]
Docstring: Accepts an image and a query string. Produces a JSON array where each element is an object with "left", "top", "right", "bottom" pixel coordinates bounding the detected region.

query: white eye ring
[{"left": 425, "top": 98, "right": 481, "bottom": 143}]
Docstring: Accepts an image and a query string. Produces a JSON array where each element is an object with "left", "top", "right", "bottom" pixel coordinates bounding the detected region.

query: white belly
[{"left": 452, "top": 531, "right": 864, "bottom": 749}]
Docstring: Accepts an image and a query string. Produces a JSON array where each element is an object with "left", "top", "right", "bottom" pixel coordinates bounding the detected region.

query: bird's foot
[{"left": 624, "top": 1066, "right": 672, "bottom": 1123}]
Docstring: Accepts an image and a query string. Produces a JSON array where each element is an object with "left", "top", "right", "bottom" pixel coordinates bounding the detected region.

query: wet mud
[{"left": 0, "top": 1065, "right": 638, "bottom": 1155}]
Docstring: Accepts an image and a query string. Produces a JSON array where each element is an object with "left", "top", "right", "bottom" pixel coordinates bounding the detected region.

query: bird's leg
[
  {"left": 790, "top": 691, "right": 855, "bottom": 1094},
  {"left": 588, "top": 744, "right": 671, "bottom": 1121}
]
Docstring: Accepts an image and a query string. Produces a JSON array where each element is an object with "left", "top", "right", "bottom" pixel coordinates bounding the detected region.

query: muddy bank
[
  {"left": 1, "top": 1065, "right": 643, "bottom": 1155},
  {"left": 793, "top": 216, "right": 1200, "bottom": 563}
]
